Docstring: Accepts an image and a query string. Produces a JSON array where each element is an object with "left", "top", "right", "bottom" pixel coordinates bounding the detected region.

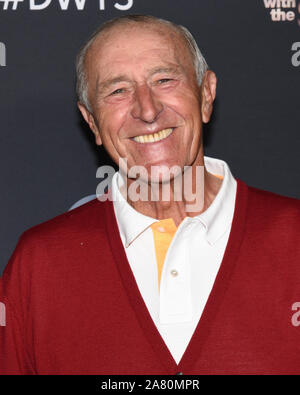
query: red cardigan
[{"left": 1, "top": 179, "right": 300, "bottom": 375}]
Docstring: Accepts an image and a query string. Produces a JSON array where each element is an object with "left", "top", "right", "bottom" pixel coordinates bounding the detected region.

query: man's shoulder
[
  {"left": 2, "top": 197, "right": 113, "bottom": 288},
  {"left": 246, "top": 182, "right": 300, "bottom": 208},
  {"left": 243, "top": 180, "right": 300, "bottom": 225},
  {"left": 20, "top": 197, "right": 110, "bottom": 247}
]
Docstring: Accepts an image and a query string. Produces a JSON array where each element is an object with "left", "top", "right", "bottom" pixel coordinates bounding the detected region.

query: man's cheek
[{"left": 98, "top": 113, "right": 121, "bottom": 138}]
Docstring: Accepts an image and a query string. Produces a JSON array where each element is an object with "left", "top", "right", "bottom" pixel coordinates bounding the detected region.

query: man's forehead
[
  {"left": 89, "top": 22, "right": 186, "bottom": 61},
  {"left": 89, "top": 28, "right": 190, "bottom": 72}
]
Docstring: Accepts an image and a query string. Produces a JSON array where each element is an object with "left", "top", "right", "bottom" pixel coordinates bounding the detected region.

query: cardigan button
[{"left": 176, "top": 372, "right": 183, "bottom": 375}]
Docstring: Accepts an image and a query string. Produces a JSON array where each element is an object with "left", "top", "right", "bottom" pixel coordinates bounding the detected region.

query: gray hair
[{"left": 76, "top": 15, "right": 209, "bottom": 112}]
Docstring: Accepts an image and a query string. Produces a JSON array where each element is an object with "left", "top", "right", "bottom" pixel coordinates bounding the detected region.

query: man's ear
[
  {"left": 200, "top": 71, "right": 217, "bottom": 124},
  {"left": 77, "top": 102, "right": 102, "bottom": 146}
]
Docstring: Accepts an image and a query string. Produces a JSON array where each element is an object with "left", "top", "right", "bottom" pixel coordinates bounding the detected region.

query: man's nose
[{"left": 131, "top": 84, "right": 163, "bottom": 123}]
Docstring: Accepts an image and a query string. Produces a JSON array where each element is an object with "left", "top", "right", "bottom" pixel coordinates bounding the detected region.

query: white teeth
[{"left": 133, "top": 128, "right": 174, "bottom": 143}]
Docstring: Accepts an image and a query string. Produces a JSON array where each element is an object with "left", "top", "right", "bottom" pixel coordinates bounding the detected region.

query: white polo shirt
[{"left": 111, "top": 156, "right": 237, "bottom": 364}]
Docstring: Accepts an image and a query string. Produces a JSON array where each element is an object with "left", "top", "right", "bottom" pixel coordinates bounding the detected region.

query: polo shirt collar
[
  {"left": 195, "top": 156, "right": 237, "bottom": 245},
  {"left": 111, "top": 172, "right": 158, "bottom": 248},
  {"left": 111, "top": 156, "right": 237, "bottom": 248}
]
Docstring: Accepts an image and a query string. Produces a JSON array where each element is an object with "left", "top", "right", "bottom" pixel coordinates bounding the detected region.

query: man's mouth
[{"left": 132, "top": 128, "right": 174, "bottom": 144}]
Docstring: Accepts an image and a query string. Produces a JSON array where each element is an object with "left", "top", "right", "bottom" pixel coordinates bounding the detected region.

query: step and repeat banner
[{"left": 0, "top": 0, "right": 299, "bottom": 274}]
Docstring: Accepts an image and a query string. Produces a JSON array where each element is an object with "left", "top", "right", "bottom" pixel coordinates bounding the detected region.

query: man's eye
[
  {"left": 111, "top": 88, "right": 124, "bottom": 95},
  {"left": 158, "top": 78, "right": 172, "bottom": 84}
]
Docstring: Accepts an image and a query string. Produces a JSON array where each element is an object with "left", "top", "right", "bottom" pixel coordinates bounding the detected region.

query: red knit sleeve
[{"left": 0, "top": 235, "right": 36, "bottom": 375}]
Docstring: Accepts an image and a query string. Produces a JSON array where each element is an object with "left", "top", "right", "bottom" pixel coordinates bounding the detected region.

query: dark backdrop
[{"left": 0, "top": 0, "right": 299, "bottom": 274}]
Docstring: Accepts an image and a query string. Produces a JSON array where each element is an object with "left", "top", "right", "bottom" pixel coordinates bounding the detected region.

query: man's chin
[
  {"left": 144, "top": 164, "right": 183, "bottom": 185},
  {"left": 123, "top": 161, "right": 183, "bottom": 184},
  {"left": 149, "top": 171, "right": 179, "bottom": 184}
]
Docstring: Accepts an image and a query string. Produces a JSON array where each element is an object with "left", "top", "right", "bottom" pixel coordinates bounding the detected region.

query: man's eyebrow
[
  {"left": 148, "top": 66, "right": 182, "bottom": 77},
  {"left": 96, "top": 75, "right": 131, "bottom": 92}
]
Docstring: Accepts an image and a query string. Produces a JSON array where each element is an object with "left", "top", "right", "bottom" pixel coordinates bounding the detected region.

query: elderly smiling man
[{"left": 1, "top": 15, "right": 300, "bottom": 375}]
